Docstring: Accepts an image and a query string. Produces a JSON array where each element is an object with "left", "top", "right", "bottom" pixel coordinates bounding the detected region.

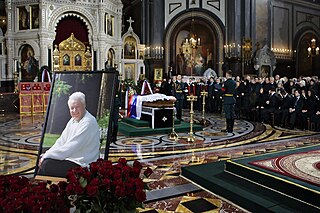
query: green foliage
[
  {"left": 97, "top": 111, "right": 110, "bottom": 129},
  {"left": 53, "top": 80, "right": 72, "bottom": 97},
  {"left": 43, "top": 133, "right": 60, "bottom": 147}
]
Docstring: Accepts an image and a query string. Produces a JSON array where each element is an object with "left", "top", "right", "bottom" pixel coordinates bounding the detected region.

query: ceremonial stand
[
  {"left": 186, "top": 95, "right": 197, "bottom": 142},
  {"left": 168, "top": 101, "right": 178, "bottom": 140},
  {"left": 200, "top": 90, "right": 210, "bottom": 126}
]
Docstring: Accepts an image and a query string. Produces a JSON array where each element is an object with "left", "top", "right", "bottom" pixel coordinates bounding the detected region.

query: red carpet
[{"left": 249, "top": 149, "right": 320, "bottom": 186}]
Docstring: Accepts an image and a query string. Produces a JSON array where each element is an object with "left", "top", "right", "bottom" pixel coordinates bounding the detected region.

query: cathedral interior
[{"left": 0, "top": 0, "right": 320, "bottom": 212}]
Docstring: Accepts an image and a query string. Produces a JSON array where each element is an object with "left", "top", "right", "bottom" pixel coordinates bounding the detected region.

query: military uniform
[{"left": 222, "top": 78, "right": 237, "bottom": 132}]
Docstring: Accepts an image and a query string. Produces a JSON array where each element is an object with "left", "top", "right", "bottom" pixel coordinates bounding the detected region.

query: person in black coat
[
  {"left": 274, "top": 89, "right": 293, "bottom": 127},
  {"left": 260, "top": 87, "right": 281, "bottom": 124},
  {"left": 287, "top": 89, "right": 304, "bottom": 129},
  {"left": 213, "top": 78, "right": 223, "bottom": 113},
  {"left": 254, "top": 87, "right": 268, "bottom": 122},
  {"left": 300, "top": 89, "right": 317, "bottom": 130},
  {"left": 174, "top": 75, "right": 185, "bottom": 120}
]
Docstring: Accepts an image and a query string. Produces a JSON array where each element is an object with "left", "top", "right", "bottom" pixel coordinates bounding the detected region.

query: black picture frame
[{"left": 34, "top": 70, "right": 119, "bottom": 177}]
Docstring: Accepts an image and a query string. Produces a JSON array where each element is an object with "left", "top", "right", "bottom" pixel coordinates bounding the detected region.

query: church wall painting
[
  {"left": 20, "top": 45, "right": 39, "bottom": 82},
  {"left": 18, "top": 5, "right": 39, "bottom": 30},
  {"left": 175, "top": 24, "right": 215, "bottom": 76},
  {"left": 124, "top": 36, "right": 137, "bottom": 59},
  {"left": 31, "top": 5, "right": 39, "bottom": 29},
  {"left": 18, "top": 6, "right": 30, "bottom": 30},
  {"left": 124, "top": 63, "right": 135, "bottom": 80}
]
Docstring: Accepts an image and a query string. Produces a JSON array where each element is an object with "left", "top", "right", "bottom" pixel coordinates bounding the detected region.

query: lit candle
[
  {"left": 316, "top": 47, "right": 319, "bottom": 55},
  {"left": 198, "top": 38, "right": 200, "bottom": 45}
]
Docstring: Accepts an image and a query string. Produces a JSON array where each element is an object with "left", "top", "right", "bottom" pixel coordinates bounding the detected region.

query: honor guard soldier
[{"left": 222, "top": 70, "right": 237, "bottom": 133}]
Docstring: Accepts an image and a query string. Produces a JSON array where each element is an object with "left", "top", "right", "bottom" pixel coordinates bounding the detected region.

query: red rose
[
  {"left": 105, "top": 168, "right": 113, "bottom": 178},
  {"left": 131, "top": 167, "right": 140, "bottom": 178},
  {"left": 101, "top": 178, "right": 111, "bottom": 190},
  {"left": 133, "top": 160, "right": 142, "bottom": 170},
  {"left": 115, "top": 184, "right": 126, "bottom": 198},
  {"left": 122, "top": 166, "right": 131, "bottom": 179},
  {"left": 66, "top": 184, "right": 75, "bottom": 195},
  {"left": 98, "top": 167, "right": 107, "bottom": 176},
  {"left": 66, "top": 171, "right": 78, "bottom": 183},
  {"left": 144, "top": 167, "right": 153, "bottom": 178},
  {"left": 134, "top": 188, "right": 146, "bottom": 202},
  {"left": 118, "top": 158, "right": 127, "bottom": 166},
  {"left": 50, "top": 184, "right": 59, "bottom": 193},
  {"left": 90, "top": 178, "right": 99, "bottom": 186},
  {"left": 134, "top": 178, "right": 144, "bottom": 189},
  {"left": 86, "top": 185, "right": 98, "bottom": 197},
  {"left": 113, "top": 171, "right": 122, "bottom": 180},
  {"left": 58, "top": 181, "right": 68, "bottom": 191},
  {"left": 74, "top": 184, "right": 85, "bottom": 194}
]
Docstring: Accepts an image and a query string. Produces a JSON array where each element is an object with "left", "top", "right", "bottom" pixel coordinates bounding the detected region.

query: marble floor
[{"left": 0, "top": 111, "right": 319, "bottom": 212}]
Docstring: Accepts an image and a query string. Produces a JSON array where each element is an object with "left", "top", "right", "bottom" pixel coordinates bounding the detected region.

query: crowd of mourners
[{"left": 158, "top": 74, "right": 320, "bottom": 131}]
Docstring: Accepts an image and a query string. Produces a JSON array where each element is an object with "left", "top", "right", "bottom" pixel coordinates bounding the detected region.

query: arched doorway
[
  {"left": 165, "top": 11, "right": 224, "bottom": 76},
  {"left": 296, "top": 32, "right": 320, "bottom": 77},
  {"left": 53, "top": 16, "right": 91, "bottom": 71}
]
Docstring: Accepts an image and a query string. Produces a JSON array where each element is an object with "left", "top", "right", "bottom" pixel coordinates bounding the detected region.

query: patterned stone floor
[{"left": 0, "top": 111, "right": 319, "bottom": 212}]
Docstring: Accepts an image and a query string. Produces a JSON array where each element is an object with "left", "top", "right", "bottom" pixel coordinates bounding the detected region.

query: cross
[
  {"left": 127, "top": 17, "right": 134, "bottom": 29},
  {"left": 162, "top": 116, "right": 167, "bottom": 122}
]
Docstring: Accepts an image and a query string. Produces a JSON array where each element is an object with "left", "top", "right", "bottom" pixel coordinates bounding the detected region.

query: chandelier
[
  {"left": 184, "top": 18, "right": 200, "bottom": 49},
  {"left": 307, "top": 37, "right": 319, "bottom": 57}
]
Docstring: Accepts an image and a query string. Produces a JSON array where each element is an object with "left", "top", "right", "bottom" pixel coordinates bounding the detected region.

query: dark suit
[
  {"left": 261, "top": 92, "right": 281, "bottom": 124},
  {"left": 288, "top": 96, "right": 304, "bottom": 129},
  {"left": 274, "top": 94, "right": 293, "bottom": 126}
]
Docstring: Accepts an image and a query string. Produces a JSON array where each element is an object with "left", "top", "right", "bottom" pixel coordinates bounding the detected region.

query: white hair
[{"left": 68, "top": 92, "right": 86, "bottom": 107}]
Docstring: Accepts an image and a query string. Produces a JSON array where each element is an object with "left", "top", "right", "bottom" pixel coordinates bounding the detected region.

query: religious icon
[
  {"left": 31, "top": 5, "right": 39, "bottom": 29},
  {"left": 63, "top": 54, "right": 70, "bottom": 66},
  {"left": 75, "top": 54, "right": 82, "bottom": 66},
  {"left": 124, "top": 36, "right": 136, "bottom": 59},
  {"left": 19, "top": 6, "right": 30, "bottom": 30},
  {"left": 154, "top": 68, "right": 163, "bottom": 81}
]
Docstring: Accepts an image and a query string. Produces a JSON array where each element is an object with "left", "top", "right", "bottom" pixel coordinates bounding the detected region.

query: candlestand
[
  {"left": 200, "top": 91, "right": 210, "bottom": 126},
  {"left": 168, "top": 100, "right": 179, "bottom": 140},
  {"left": 186, "top": 95, "right": 197, "bottom": 142}
]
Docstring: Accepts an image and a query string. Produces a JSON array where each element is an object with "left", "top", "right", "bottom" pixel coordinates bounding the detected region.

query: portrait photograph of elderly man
[
  {"left": 38, "top": 92, "right": 100, "bottom": 177},
  {"left": 36, "top": 71, "right": 118, "bottom": 178}
]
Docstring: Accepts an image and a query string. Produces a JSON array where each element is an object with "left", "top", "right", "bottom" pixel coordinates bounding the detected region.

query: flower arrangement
[
  {"left": 0, "top": 175, "right": 70, "bottom": 212},
  {"left": 66, "top": 158, "right": 152, "bottom": 212},
  {"left": 0, "top": 158, "right": 152, "bottom": 213}
]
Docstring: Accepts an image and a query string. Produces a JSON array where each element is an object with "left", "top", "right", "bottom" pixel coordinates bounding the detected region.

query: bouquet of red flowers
[
  {"left": 0, "top": 158, "right": 152, "bottom": 213},
  {"left": 0, "top": 175, "right": 70, "bottom": 212},
  {"left": 65, "top": 158, "right": 152, "bottom": 212}
]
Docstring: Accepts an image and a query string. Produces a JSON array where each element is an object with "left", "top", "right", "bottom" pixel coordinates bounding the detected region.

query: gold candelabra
[
  {"left": 186, "top": 95, "right": 197, "bottom": 142},
  {"left": 200, "top": 91, "right": 210, "bottom": 126},
  {"left": 168, "top": 100, "right": 179, "bottom": 140}
]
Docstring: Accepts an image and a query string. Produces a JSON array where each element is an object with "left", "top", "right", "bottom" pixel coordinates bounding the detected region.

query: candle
[{"left": 193, "top": 84, "right": 196, "bottom": 96}]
